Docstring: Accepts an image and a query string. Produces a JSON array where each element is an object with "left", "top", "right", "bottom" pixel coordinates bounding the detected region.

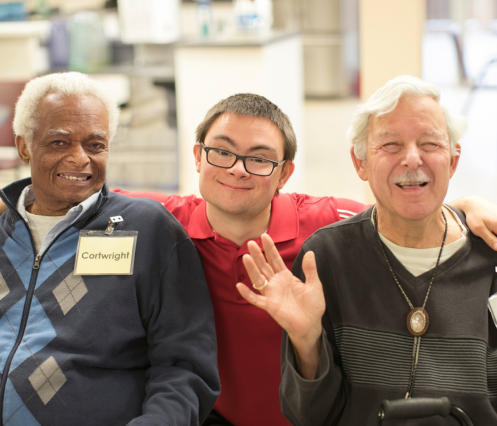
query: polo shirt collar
[
  {"left": 187, "top": 193, "right": 298, "bottom": 243},
  {"left": 188, "top": 199, "right": 215, "bottom": 239},
  {"left": 267, "top": 193, "right": 298, "bottom": 243}
]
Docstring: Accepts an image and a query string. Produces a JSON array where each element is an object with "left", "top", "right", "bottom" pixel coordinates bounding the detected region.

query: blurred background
[{"left": 0, "top": 0, "right": 495, "bottom": 204}]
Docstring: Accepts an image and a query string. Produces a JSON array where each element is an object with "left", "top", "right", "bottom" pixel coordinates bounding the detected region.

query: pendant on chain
[{"left": 406, "top": 307, "right": 430, "bottom": 336}]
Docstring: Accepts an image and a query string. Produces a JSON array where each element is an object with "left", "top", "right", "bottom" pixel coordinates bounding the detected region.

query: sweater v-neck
[{"left": 363, "top": 207, "right": 472, "bottom": 289}]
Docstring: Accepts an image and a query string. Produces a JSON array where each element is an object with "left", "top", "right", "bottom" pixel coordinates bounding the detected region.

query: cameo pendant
[{"left": 406, "top": 307, "right": 429, "bottom": 336}]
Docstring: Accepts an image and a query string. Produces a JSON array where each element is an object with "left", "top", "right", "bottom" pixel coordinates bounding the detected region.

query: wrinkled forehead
[
  {"left": 368, "top": 95, "right": 448, "bottom": 142},
  {"left": 38, "top": 93, "right": 107, "bottom": 115},
  {"left": 374, "top": 129, "right": 448, "bottom": 142},
  {"left": 35, "top": 94, "right": 109, "bottom": 133}
]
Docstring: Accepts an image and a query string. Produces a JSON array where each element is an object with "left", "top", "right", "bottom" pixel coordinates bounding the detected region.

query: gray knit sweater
[{"left": 281, "top": 207, "right": 497, "bottom": 426}]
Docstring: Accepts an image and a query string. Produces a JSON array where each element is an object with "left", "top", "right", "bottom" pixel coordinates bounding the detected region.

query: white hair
[
  {"left": 13, "top": 72, "right": 119, "bottom": 152},
  {"left": 347, "top": 75, "right": 467, "bottom": 160}
]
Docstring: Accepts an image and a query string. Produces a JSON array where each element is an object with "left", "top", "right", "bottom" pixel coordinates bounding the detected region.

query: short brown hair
[{"left": 195, "top": 93, "right": 297, "bottom": 161}]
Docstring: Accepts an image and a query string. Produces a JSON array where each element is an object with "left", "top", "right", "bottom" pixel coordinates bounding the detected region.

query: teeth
[
  {"left": 60, "top": 174, "right": 88, "bottom": 181},
  {"left": 397, "top": 182, "right": 427, "bottom": 188}
]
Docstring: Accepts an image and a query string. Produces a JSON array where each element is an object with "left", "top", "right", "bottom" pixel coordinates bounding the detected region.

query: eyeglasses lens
[{"left": 208, "top": 149, "right": 273, "bottom": 176}]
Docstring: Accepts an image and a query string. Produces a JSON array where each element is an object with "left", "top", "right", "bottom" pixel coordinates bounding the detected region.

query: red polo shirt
[{"left": 113, "top": 190, "right": 365, "bottom": 426}]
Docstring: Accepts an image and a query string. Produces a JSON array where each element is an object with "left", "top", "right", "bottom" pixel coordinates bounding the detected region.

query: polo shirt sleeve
[
  {"left": 335, "top": 198, "right": 369, "bottom": 219},
  {"left": 111, "top": 189, "right": 199, "bottom": 229}
]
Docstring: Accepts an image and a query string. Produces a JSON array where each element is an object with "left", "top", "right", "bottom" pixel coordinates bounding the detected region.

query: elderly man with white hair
[
  {"left": 0, "top": 72, "right": 219, "bottom": 425},
  {"left": 237, "top": 75, "right": 497, "bottom": 425}
]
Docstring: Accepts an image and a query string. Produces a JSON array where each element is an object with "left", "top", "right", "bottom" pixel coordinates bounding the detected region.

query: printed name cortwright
[{"left": 81, "top": 252, "right": 130, "bottom": 261}]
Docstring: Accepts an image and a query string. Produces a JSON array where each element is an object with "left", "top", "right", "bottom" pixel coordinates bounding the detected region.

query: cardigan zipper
[
  {"left": 0, "top": 201, "right": 102, "bottom": 421},
  {"left": 0, "top": 249, "right": 41, "bottom": 422}
]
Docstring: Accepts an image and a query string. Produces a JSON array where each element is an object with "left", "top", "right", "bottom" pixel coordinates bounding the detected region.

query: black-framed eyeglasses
[{"left": 200, "top": 142, "right": 286, "bottom": 176}]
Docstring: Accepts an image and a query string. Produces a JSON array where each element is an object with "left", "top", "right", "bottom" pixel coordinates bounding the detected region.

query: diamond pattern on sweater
[
  {"left": 28, "top": 356, "right": 67, "bottom": 405},
  {"left": 0, "top": 271, "right": 9, "bottom": 300},
  {"left": 52, "top": 272, "right": 87, "bottom": 315}
]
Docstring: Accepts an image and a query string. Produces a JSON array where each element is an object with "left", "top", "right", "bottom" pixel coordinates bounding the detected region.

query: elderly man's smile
[
  {"left": 16, "top": 93, "right": 110, "bottom": 215},
  {"left": 393, "top": 170, "right": 431, "bottom": 189},
  {"left": 395, "top": 182, "right": 429, "bottom": 189},
  {"left": 58, "top": 173, "right": 92, "bottom": 182}
]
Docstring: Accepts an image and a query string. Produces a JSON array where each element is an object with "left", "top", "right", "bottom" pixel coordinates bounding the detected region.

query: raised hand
[{"left": 236, "top": 233, "right": 326, "bottom": 379}]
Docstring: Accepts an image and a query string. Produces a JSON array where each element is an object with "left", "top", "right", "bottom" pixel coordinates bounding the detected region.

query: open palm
[{"left": 236, "top": 234, "right": 325, "bottom": 347}]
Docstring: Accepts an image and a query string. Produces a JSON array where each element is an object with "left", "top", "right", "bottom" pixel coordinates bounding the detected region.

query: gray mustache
[{"left": 395, "top": 170, "right": 431, "bottom": 185}]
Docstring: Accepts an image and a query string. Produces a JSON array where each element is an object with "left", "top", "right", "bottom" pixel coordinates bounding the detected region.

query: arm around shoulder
[
  {"left": 448, "top": 196, "right": 497, "bottom": 251},
  {"left": 335, "top": 197, "right": 369, "bottom": 218},
  {"left": 112, "top": 189, "right": 200, "bottom": 229}
]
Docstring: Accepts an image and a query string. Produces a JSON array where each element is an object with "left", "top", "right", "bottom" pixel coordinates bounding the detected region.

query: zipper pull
[{"left": 33, "top": 255, "right": 41, "bottom": 270}]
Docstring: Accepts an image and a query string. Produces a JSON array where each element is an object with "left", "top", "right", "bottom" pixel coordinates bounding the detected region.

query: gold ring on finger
[{"left": 253, "top": 279, "right": 268, "bottom": 292}]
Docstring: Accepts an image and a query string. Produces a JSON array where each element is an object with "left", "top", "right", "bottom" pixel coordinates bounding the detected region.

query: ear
[
  {"left": 350, "top": 146, "right": 368, "bottom": 181},
  {"left": 16, "top": 136, "right": 31, "bottom": 164},
  {"left": 276, "top": 161, "right": 295, "bottom": 190},
  {"left": 193, "top": 143, "right": 202, "bottom": 173},
  {"left": 449, "top": 143, "right": 461, "bottom": 178}
]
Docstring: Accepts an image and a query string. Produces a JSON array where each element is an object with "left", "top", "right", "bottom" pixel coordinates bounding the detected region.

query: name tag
[{"left": 74, "top": 230, "right": 138, "bottom": 275}]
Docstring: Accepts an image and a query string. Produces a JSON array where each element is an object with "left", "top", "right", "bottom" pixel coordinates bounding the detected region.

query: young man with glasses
[
  {"left": 199, "top": 142, "right": 286, "bottom": 177},
  {"left": 113, "top": 93, "right": 497, "bottom": 426},
  {"left": 115, "top": 94, "right": 365, "bottom": 426}
]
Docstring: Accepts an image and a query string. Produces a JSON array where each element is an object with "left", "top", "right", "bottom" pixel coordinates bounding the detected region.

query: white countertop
[
  {"left": 0, "top": 20, "right": 50, "bottom": 39},
  {"left": 176, "top": 30, "right": 300, "bottom": 48}
]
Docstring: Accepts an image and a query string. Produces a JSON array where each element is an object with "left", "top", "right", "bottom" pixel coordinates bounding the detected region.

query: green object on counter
[{"left": 69, "top": 11, "right": 110, "bottom": 72}]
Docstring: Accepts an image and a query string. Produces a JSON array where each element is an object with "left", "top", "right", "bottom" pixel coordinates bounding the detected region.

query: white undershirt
[
  {"left": 17, "top": 184, "right": 101, "bottom": 255},
  {"left": 375, "top": 206, "right": 467, "bottom": 277},
  {"left": 25, "top": 211, "right": 65, "bottom": 254}
]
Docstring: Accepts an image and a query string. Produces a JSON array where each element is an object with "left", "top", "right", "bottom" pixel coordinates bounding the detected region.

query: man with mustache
[{"left": 238, "top": 76, "right": 497, "bottom": 425}]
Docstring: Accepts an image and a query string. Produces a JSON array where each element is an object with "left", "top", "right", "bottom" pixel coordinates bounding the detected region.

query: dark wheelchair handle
[
  {"left": 378, "top": 397, "right": 474, "bottom": 426},
  {"left": 379, "top": 397, "right": 451, "bottom": 420}
]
